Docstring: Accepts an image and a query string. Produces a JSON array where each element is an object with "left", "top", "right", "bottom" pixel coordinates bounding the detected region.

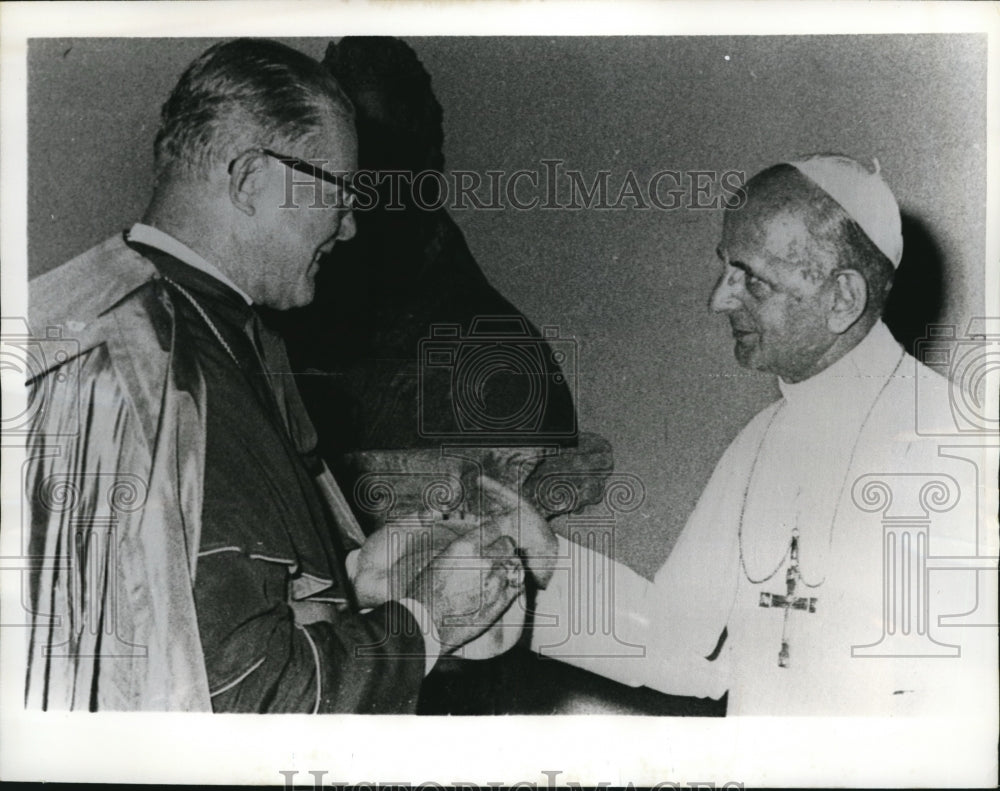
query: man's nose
[
  {"left": 318, "top": 212, "right": 356, "bottom": 257},
  {"left": 709, "top": 265, "right": 744, "bottom": 313},
  {"left": 337, "top": 210, "right": 357, "bottom": 242}
]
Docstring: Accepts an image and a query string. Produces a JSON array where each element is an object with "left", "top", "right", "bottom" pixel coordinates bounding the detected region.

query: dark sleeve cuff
[{"left": 306, "top": 600, "right": 427, "bottom": 714}]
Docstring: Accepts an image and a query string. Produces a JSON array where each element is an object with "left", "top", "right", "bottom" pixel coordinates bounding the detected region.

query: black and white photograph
[{"left": 1, "top": 1, "right": 997, "bottom": 787}]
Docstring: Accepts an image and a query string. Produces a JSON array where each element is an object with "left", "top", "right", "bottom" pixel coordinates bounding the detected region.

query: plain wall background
[{"left": 28, "top": 35, "right": 986, "bottom": 579}]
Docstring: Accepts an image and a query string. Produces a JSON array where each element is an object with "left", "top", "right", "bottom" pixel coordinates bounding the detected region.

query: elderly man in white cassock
[{"left": 525, "top": 154, "right": 998, "bottom": 717}]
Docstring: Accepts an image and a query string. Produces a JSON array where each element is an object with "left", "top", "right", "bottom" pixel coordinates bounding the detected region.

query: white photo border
[{"left": 2, "top": 2, "right": 997, "bottom": 787}]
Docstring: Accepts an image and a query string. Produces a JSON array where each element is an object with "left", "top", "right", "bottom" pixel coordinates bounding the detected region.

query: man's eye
[{"left": 745, "top": 273, "right": 771, "bottom": 296}]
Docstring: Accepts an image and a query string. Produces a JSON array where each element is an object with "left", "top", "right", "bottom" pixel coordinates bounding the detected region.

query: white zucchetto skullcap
[{"left": 785, "top": 153, "right": 903, "bottom": 268}]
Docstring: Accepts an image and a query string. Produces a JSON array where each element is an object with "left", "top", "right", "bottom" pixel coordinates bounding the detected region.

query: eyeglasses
[{"left": 228, "top": 148, "right": 356, "bottom": 208}]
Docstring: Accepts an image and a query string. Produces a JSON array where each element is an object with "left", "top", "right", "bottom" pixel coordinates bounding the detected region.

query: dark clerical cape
[{"left": 25, "top": 232, "right": 425, "bottom": 711}]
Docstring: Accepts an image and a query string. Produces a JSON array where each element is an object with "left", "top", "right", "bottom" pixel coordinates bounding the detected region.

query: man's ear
[
  {"left": 827, "top": 268, "right": 868, "bottom": 333},
  {"left": 227, "top": 151, "right": 269, "bottom": 217}
]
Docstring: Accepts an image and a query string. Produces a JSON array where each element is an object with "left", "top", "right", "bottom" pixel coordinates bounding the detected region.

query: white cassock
[{"left": 532, "top": 321, "right": 998, "bottom": 716}]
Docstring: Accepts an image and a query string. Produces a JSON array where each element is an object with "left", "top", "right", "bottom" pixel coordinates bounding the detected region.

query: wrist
[
  {"left": 396, "top": 597, "right": 441, "bottom": 675},
  {"left": 537, "top": 527, "right": 559, "bottom": 557}
]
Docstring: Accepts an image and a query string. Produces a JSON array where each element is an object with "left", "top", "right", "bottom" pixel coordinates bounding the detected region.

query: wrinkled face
[
  {"left": 710, "top": 199, "right": 838, "bottom": 382},
  {"left": 248, "top": 113, "right": 358, "bottom": 310}
]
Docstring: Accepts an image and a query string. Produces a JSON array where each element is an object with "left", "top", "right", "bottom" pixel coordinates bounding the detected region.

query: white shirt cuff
[{"left": 398, "top": 597, "right": 442, "bottom": 675}]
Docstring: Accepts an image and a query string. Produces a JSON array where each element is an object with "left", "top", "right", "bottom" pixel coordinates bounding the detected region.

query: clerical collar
[
  {"left": 126, "top": 222, "right": 253, "bottom": 305},
  {"left": 778, "top": 321, "right": 905, "bottom": 407}
]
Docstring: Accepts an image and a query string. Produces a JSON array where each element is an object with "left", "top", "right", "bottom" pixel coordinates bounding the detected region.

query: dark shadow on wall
[{"left": 883, "top": 213, "right": 946, "bottom": 356}]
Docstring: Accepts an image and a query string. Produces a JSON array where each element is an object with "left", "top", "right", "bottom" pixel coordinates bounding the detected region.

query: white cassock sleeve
[
  {"left": 531, "top": 410, "right": 772, "bottom": 699},
  {"left": 530, "top": 535, "right": 731, "bottom": 698}
]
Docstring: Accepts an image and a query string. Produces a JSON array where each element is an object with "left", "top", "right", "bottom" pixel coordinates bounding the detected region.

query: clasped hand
[{"left": 350, "top": 476, "right": 556, "bottom": 653}]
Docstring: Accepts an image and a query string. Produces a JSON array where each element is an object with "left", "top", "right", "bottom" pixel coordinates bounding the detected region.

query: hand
[
  {"left": 351, "top": 511, "right": 467, "bottom": 608},
  {"left": 458, "top": 586, "right": 527, "bottom": 660},
  {"left": 478, "top": 476, "right": 559, "bottom": 587},
  {"left": 408, "top": 533, "right": 524, "bottom": 653}
]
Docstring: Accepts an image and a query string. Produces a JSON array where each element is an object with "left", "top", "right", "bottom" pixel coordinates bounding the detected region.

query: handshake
[{"left": 349, "top": 477, "right": 558, "bottom": 656}]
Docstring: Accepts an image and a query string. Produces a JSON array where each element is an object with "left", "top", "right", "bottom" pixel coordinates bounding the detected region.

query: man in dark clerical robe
[{"left": 24, "top": 38, "right": 532, "bottom": 712}]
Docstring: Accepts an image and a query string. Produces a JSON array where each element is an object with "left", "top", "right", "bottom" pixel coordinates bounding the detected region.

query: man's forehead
[
  {"left": 314, "top": 112, "right": 359, "bottom": 170},
  {"left": 721, "top": 199, "right": 813, "bottom": 261}
]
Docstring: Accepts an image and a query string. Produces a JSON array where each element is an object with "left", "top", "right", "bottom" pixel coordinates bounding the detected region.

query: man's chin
[
  {"left": 285, "top": 280, "right": 317, "bottom": 310},
  {"left": 734, "top": 348, "right": 784, "bottom": 378},
  {"left": 733, "top": 338, "right": 758, "bottom": 368}
]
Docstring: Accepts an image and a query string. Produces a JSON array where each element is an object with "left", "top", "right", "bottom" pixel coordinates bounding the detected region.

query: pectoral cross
[{"left": 758, "top": 529, "right": 817, "bottom": 668}]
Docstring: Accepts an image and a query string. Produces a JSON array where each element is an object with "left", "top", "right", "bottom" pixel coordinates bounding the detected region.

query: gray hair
[{"left": 153, "top": 38, "right": 354, "bottom": 182}]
